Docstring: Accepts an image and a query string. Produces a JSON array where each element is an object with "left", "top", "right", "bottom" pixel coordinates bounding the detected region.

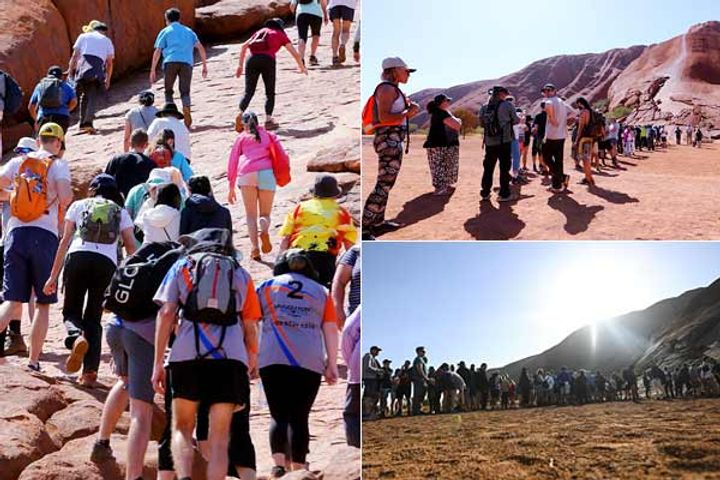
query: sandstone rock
[
  {"left": 46, "top": 399, "right": 105, "bottom": 446},
  {"left": 321, "top": 445, "right": 361, "bottom": 480},
  {"left": 281, "top": 471, "right": 320, "bottom": 480},
  {"left": 18, "top": 433, "right": 158, "bottom": 480},
  {"left": 0, "top": 364, "right": 67, "bottom": 422},
  {"left": 306, "top": 142, "right": 361, "bottom": 174},
  {"left": 196, "top": 0, "right": 291, "bottom": 41},
  {"left": 0, "top": 402, "right": 60, "bottom": 480}
]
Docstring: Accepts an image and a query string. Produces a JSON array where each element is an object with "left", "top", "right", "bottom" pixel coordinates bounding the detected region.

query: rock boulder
[
  {"left": 195, "top": 0, "right": 291, "bottom": 41},
  {"left": 0, "top": 364, "right": 67, "bottom": 422},
  {"left": 0, "top": 402, "right": 60, "bottom": 480},
  {"left": 306, "top": 142, "right": 361, "bottom": 174}
]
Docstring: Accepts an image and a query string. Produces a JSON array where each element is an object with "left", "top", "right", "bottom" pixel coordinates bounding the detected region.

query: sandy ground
[
  {"left": 0, "top": 24, "right": 359, "bottom": 477},
  {"left": 362, "top": 135, "right": 720, "bottom": 240},
  {"left": 362, "top": 398, "right": 720, "bottom": 479}
]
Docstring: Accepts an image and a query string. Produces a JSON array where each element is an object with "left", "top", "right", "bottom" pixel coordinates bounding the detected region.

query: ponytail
[
  {"left": 426, "top": 100, "right": 438, "bottom": 114},
  {"left": 242, "top": 111, "right": 262, "bottom": 143}
]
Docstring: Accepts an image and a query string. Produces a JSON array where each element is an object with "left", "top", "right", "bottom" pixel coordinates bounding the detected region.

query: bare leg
[
  {"left": 99, "top": 380, "right": 130, "bottom": 440},
  {"left": 310, "top": 35, "right": 320, "bottom": 57},
  {"left": 126, "top": 398, "right": 153, "bottom": 480},
  {"left": 240, "top": 186, "right": 260, "bottom": 251},
  {"left": 258, "top": 189, "right": 275, "bottom": 235},
  {"left": 171, "top": 398, "right": 199, "bottom": 479},
  {"left": 28, "top": 303, "right": 50, "bottom": 364},
  {"left": 207, "top": 403, "right": 237, "bottom": 480},
  {"left": 331, "top": 19, "right": 341, "bottom": 57},
  {"left": 0, "top": 301, "right": 23, "bottom": 333},
  {"left": 298, "top": 39, "right": 307, "bottom": 61}
]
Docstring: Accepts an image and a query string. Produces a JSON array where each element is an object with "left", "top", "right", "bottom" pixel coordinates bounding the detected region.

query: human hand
[
  {"left": 236, "top": 65, "right": 243, "bottom": 78},
  {"left": 42, "top": 277, "right": 57, "bottom": 296},
  {"left": 201, "top": 64, "right": 208, "bottom": 79},
  {"left": 149, "top": 70, "right": 157, "bottom": 84},
  {"left": 228, "top": 188, "right": 237, "bottom": 205},
  {"left": 324, "top": 363, "right": 338, "bottom": 385},
  {"left": 104, "top": 78, "right": 111, "bottom": 91},
  {"left": 151, "top": 364, "right": 166, "bottom": 394},
  {"left": 248, "top": 353, "right": 258, "bottom": 379}
]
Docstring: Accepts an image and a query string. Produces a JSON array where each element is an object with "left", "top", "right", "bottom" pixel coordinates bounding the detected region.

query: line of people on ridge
[{"left": 362, "top": 346, "right": 720, "bottom": 419}]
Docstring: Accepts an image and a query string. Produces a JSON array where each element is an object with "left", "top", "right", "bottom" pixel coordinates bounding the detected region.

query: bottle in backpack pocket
[{"left": 79, "top": 198, "right": 121, "bottom": 244}]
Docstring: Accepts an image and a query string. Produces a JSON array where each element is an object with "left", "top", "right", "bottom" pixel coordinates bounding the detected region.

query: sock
[
  {"left": 9, "top": 320, "right": 20, "bottom": 335},
  {"left": 340, "top": 31, "right": 350, "bottom": 46},
  {"left": 259, "top": 215, "right": 271, "bottom": 234}
]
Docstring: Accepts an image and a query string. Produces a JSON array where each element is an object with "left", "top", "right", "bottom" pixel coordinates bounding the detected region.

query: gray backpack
[
  {"left": 182, "top": 252, "right": 238, "bottom": 327},
  {"left": 38, "top": 77, "right": 63, "bottom": 109},
  {"left": 78, "top": 198, "right": 122, "bottom": 244}
]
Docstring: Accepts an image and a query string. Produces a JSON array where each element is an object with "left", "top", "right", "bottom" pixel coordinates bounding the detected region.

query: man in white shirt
[
  {"left": 0, "top": 123, "right": 73, "bottom": 371},
  {"left": 147, "top": 102, "right": 192, "bottom": 161},
  {"left": 68, "top": 20, "right": 115, "bottom": 133},
  {"left": 542, "top": 83, "right": 574, "bottom": 193}
]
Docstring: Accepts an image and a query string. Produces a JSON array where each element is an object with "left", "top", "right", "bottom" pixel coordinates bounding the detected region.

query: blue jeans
[{"left": 511, "top": 139, "right": 521, "bottom": 173}]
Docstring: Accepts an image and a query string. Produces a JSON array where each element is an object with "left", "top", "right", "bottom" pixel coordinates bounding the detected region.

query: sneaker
[
  {"left": 332, "top": 56, "right": 341, "bottom": 66},
  {"left": 339, "top": 45, "right": 347, "bottom": 63},
  {"left": 66, "top": 336, "right": 89, "bottom": 374},
  {"left": 309, "top": 55, "right": 319, "bottom": 66},
  {"left": 90, "top": 440, "right": 114, "bottom": 463},
  {"left": 80, "top": 371, "right": 98, "bottom": 388},
  {"left": 265, "top": 119, "right": 280, "bottom": 131},
  {"left": 270, "top": 466, "right": 287, "bottom": 478},
  {"left": 4, "top": 333, "right": 28, "bottom": 356},
  {"left": 27, "top": 362, "right": 42, "bottom": 373},
  {"left": 498, "top": 194, "right": 515, "bottom": 202},
  {"left": 182, "top": 106, "right": 192, "bottom": 128}
]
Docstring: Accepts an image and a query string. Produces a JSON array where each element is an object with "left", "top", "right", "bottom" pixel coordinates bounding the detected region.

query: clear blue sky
[
  {"left": 362, "top": 0, "right": 720, "bottom": 99},
  {"left": 363, "top": 242, "right": 720, "bottom": 369}
]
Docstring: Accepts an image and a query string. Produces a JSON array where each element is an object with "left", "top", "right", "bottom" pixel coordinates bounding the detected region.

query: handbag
[{"left": 268, "top": 134, "right": 291, "bottom": 187}]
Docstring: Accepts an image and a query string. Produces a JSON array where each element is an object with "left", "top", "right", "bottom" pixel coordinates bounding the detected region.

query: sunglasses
[{"left": 14, "top": 148, "right": 33, "bottom": 154}]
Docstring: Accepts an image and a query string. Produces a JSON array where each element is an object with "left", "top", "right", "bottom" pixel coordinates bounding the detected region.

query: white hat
[
  {"left": 14, "top": 137, "right": 37, "bottom": 153},
  {"left": 147, "top": 168, "right": 172, "bottom": 184},
  {"left": 381, "top": 57, "right": 416, "bottom": 72}
]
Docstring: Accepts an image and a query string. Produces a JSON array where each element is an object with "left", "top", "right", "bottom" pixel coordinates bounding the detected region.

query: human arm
[
  {"left": 321, "top": 0, "right": 329, "bottom": 24},
  {"left": 194, "top": 41, "right": 208, "bottom": 79},
  {"left": 28, "top": 101, "right": 38, "bottom": 121},
  {"left": 323, "top": 320, "right": 339, "bottom": 385},
  {"left": 226, "top": 138, "right": 242, "bottom": 204},
  {"left": 151, "top": 302, "right": 178, "bottom": 394},
  {"left": 123, "top": 119, "right": 132, "bottom": 152},
  {"left": 150, "top": 48, "right": 162, "bottom": 84},
  {"left": 279, "top": 235, "right": 291, "bottom": 253},
  {"left": 67, "top": 95, "right": 78, "bottom": 112},
  {"left": 330, "top": 263, "right": 352, "bottom": 328},
  {"left": 121, "top": 227, "right": 137, "bottom": 256},
  {"left": 283, "top": 43, "right": 308, "bottom": 75},
  {"left": 443, "top": 114, "right": 462, "bottom": 132},
  {"left": 236, "top": 43, "right": 249, "bottom": 77},
  {"left": 376, "top": 84, "right": 416, "bottom": 124},
  {"left": 68, "top": 48, "right": 80, "bottom": 77},
  {"left": 42, "top": 218, "right": 76, "bottom": 295},
  {"left": 546, "top": 103, "right": 557, "bottom": 128},
  {"left": 104, "top": 56, "right": 114, "bottom": 90},
  {"left": 576, "top": 111, "right": 588, "bottom": 145},
  {"left": 341, "top": 308, "right": 360, "bottom": 367}
]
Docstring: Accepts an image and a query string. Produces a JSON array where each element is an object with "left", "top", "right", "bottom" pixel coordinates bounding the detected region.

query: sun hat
[
  {"left": 381, "top": 57, "right": 416, "bottom": 73},
  {"left": 312, "top": 174, "right": 342, "bottom": 198},
  {"left": 14, "top": 137, "right": 37, "bottom": 154},
  {"left": 155, "top": 103, "right": 184, "bottom": 120},
  {"left": 38, "top": 122, "right": 65, "bottom": 141}
]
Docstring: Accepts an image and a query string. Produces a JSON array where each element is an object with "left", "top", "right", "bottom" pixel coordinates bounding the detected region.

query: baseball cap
[
  {"left": 370, "top": 346, "right": 382, "bottom": 351},
  {"left": 38, "top": 122, "right": 65, "bottom": 141},
  {"left": 542, "top": 83, "right": 557, "bottom": 91},
  {"left": 89, "top": 173, "right": 118, "bottom": 191},
  {"left": 93, "top": 21, "right": 108, "bottom": 31},
  {"left": 14, "top": 137, "right": 38, "bottom": 154},
  {"left": 434, "top": 93, "right": 452, "bottom": 104},
  {"left": 381, "top": 57, "right": 416, "bottom": 73},
  {"left": 47, "top": 66, "right": 64, "bottom": 78},
  {"left": 492, "top": 85, "right": 509, "bottom": 95}
]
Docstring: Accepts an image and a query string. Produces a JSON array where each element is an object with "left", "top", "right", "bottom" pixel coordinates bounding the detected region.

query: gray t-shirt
[
  {"left": 447, "top": 371, "right": 466, "bottom": 390},
  {"left": 126, "top": 106, "right": 159, "bottom": 132},
  {"left": 413, "top": 356, "right": 428, "bottom": 381},
  {"left": 482, "top": 100, "right": 518, "bottom": 146}
]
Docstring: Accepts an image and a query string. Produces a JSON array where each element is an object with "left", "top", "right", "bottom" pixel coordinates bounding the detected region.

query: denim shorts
[
  {"left": 237, "top": 168, "right": 277, "bottom": 191},
  {"left": 3, "top": 227, "right": 58, "bottom": 304}
]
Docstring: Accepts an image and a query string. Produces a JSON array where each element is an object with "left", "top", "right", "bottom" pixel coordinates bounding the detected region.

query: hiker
[
  {"left": 694, "top": 128, "right": 703, "bottom": 148},
  {"left": 456, "top": 361, "right": 471, "bottom": 409},
  {"left": 362, "top": 57, "right": 420, "bottom": 238},
  {"left": 105, "top": 129, "right": 155, "bottom": 197},
  {"left": 479, "top": 85, "right": 518, "bottom": 202},
  {"left": 150, "top": 7, "right": 208, "bottom": 128},
  {"left": 411, "top": 346, "right": 430, "bottom": 415},
  {"left": 341, "top": 307, "right": 360, "bottom": 447},
  {"left": 331, "top": 244, "right": 360, "bottom": 328},
  {"left": 328, "top": 0, "right": 357, "bottom": 65},
  {"left": 152, "top": 227, "right": 261, "bottom": 480},
  {"left": 180, "top": 175, "right": 232, "bottom": 236},
  {"left": 123, "top": 91, "right": 158, "bottom": 152},
  {"left": 395, "top": 361, "right": 412, "bottom": 416},
  {"left": 606, "top": 119, "right": 620, "bottom": 166},
  {"left": 476, "top": 363, "right": 489, "bottom": 409},
  {"left": 68, "top": 20, "right": 115, "bottom": 134},
  {"left": 574, "top": 97, "right": 601, "bottom": 187},
  {"left": 0, "top": 138, "right": 38, "bottom": 357},
  {"left": 235, "top": 18, "right": 307, "bottom": 131},
  {"left": 353, "top": 20, "right": 360, "bottom": 62},
  {"left": 675, "top": 126, "right": 682, "bottom": 145},
  {"left": 227, "top": 111, "right": 286, "bottom": 261},
  {"left": 290, "top": 0, "right": 329, "bottom": 66},
  {"left": 510, "top": 105, "right": 528, "bottom": 184},
  {"left": 362, "top": 346, "right": 383, "bottom": 420},
  {"left": 147, "top": 102, "right": 192, "bottom": 161},
  {"left": 42, "top": 173, "right": 135, "bottom": 387},
  {"left": 541, "top": 83, "right": 573, "bottom": 193},
  {"left": 278, "top": 174, "right": 356, "bottom": 287},
  {"left": 518, "top": 367, "right": 532, "bottom": 407},
  {"left": 151, "top": 128, "right": 194, "bottom": 180},
  {"left": 422, "top": 93, "right": 461, "bottom": 196},
  {"left": 28, "top": 66, "right": 77, "bottom": 136},
  {"left": 379, "top": 359, "right": 394, "bottom": 417},
  {"left": 0, "top": 123, "right": 72, "bottom": 372},
  {"left": 623, "top": 126, "right": 635, "bottom": 157},
  {"left": 125, "top": 167, "right": 173, "bottom": 221},
  {"left": 521, "top": 115, "right": 532, "bottom": 172},
  {"left": 531, "top": 102, "right": 547, "bottom": 173},
  {"left": 686, "top": 124, "right": 693, "bottom": 145},
  {"left": 135, "top": 183, "right": 182, "bottom": 243}
]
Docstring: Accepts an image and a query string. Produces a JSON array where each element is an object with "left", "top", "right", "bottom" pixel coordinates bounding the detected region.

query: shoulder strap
[{"left": 138, "top": 109, "right": 150, "bottom": 129}]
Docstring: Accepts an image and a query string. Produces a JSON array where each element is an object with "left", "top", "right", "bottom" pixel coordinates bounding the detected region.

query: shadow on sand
[
  {"left": 547, "top": 194, "right": 604, "bottom": 235},
  {"left": 378, "top": 191, "right": 454, "bottom": 236},
  {"left": 463, "top": 194, "right": 532, "bottom": 240},
  {"left": 588, "top": 185, "right": 639, "bottom": 205}
]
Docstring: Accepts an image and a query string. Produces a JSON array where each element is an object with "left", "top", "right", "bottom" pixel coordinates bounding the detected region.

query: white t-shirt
[
  {"left": 544, "top": 96, "right": 570, "bottom": 141},
  {"left": 0, "top": 151, "right": 71, "bottom": 237},
  {"left": 73, "top": 31, "right": 115, "bottom": 61},
  {"left": 65, "top": 198, "right": 133, "bottom": 265},
  {"left": 147, "top": 117, "right": 191, "bottom": 160},
  {"left": 513, "top": 123, "right": 526, "bottom": 141},
  {"left": 329, "top": 0, "right": 357, "bottom": 8}
]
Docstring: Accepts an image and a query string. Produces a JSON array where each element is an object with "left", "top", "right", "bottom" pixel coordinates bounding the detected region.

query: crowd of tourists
[
  {"left": 0, "top": 5, "right": 360, "bottom": 480},
  {"left": 362, "top": 346, "right": 720, "bottom": 419},
  {"left": 361, "top": 56, "right": 708, "bottom": 237}
]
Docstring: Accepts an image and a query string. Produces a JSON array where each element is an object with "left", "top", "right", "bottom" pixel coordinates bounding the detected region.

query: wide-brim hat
[
  {"left": 312, "top": 174, "right": 342, "bottom": 198},
  {"left": 14, "top": 137, "right": 38, "bottom": 154},
  {"left": 156, "top": 102, "right": 184, "bottom": 120}
]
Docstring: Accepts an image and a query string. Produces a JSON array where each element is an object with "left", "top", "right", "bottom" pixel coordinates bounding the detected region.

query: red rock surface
[
  {"left": 196, "top": 0, "right": 292, "bottom": 41},
  {"left": 0, "top": 402, "right": 60, "bottom": 480}
]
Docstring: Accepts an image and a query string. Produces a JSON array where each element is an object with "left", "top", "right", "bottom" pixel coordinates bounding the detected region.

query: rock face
[
  {"left": 609, "top": 21, "right": 720, "bottom": 135},
  {"left": 0, "top": 402, "right": 60, "bottom": 480},
  {"left": 195, "top": 0, "right": 291, "bottom": 41},
  {"left": 409, "top": 45, "right": 647, "bottom": 127},
  {"left": 499, "top": 277, "right": 720, "bottom": 378},
  {"left": 306, "top": 141, "right": 361, "bottom": 174}
]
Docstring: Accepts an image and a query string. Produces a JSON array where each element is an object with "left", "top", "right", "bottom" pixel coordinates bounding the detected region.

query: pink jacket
[{"left": 227, "top": 128, "right": 285, "bottom": 186}]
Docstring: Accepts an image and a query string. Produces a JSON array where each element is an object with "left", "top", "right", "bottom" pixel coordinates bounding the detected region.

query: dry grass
[{"left": 362, "top": 398, "right": 720, "bottom": 479}]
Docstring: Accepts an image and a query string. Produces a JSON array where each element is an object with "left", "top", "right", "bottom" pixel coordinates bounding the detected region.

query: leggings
[
  {"left": 260, "top": 364, "right": 322, "bottom": 464},
  {"left": 239, "top": 54, "right": 276, "bottom": 116},
  {"left": 426, "top": 146, "right": 459, "bottom": 189},
  {"left": 362, "top": 126, "right": 406, "bottom": 228},
  {"left": 62, "top": 251, "right": 115, "bottom": 373}
]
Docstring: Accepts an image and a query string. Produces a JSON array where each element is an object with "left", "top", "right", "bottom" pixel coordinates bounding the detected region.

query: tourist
[
  {"left": 290, "top": 0, "right": 328, "bottom": 66},
  {"left": 541, "top": 83, "right": 572, "bottom": 193},
  {"left": 235, "top": 18, "right": 307, "bottom": 131},
  {"left": 574, "top": 97, "right": 599, "bottom": 186},
  {"left": 521, "top": 115, "right": 532, "bottom": 172},
  {"left": 362, "top": 57, "right": 420, "bottom": 238},
  {"left": 123, "top": 91, "right": 158, "bottom": 152},
  {"left": 607, "top": 118, "right": 620, "bottom": 167},
  {"left": 135, "top": 183, "right": 182, "bottom": 243},
  {"left": 531, "top": 102, "right": 547, "bottom": 173},
  {"left": 694, "top": 127, "right": 703, "bottom": 148},
  {"left": 147, "top": 102, "right": 192, "bottom": 161},
  {"left": 395, "top": 361, "right": 412, "bottom": 416},
  {"left": 180, "top": 175, "right": 232, "bottom": 236},
  {"left": 28, "top": 65, "right": 77, "bottom": 136},
  {"left": 328, "top": 0, "right": 357, "bottom": 65},
  {"left": 331, "top": 244, "right": 360, "bottom": 328},
  {"left": 362, "top": 346, "right": 383, "bottom": 420},
  {"left": 341, "top": 307, "right": 361, "bottom": 447},
  {"left": 422, "top": 93, "right": 461, "bottom": 196},
  {"left": 479, "top": 85, "right": 518, "bottom": 202},
  {"left": 151, "top": 128, "right": 194, "bottom": 181},
  {"left": 150, "top": 7, "right": 208, "bottom": 128},
  {"left": 675, "top": 125, "right": 682, "bottom": 145},
  {"left": 686, "top": 124, "right": 693, "bottom": 145},
  {"left": 68, "top": 20, "right": 115, "bottom": 134},
  {"left": 105, "top": 129, "right": 155, "bottom": 197},
  {"left": 411, "top": 346, "right": 430, "bottom": 415}
]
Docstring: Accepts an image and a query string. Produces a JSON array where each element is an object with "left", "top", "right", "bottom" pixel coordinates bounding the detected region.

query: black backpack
[
  {"left": 1, "top": 71, "right": 24, "bottom": 115},
  {"left": 298, "top": 0, "right": 315, "bottom": 3},
  {"left": 37, "top": 77, "right": 63, "bottom": 109},
  {"left": 103, "top": 241, "right": 185, "bottom": 321},
  {"left": 481, "top": 100, "right": 504, "bottom": 139},
  {"left": 586, "top": 110, "right": 605, "bottom": 139}
]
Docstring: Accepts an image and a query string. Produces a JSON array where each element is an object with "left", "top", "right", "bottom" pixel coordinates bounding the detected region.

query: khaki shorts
[{"left": 579, "top": 137, "right": 598, "bottom": 162}]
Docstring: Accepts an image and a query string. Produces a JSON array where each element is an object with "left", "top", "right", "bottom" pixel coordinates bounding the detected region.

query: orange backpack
[
  {"left": 10, "top": 154, "right": 56, "bottom": 222},
  {"left": 361, "top": 82, "right": 407, "bottom": 135}
]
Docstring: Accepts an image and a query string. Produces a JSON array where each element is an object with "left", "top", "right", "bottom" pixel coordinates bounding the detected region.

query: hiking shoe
[
  {"left": 270, "top": 466, "right": 287, "bottom": 478},
  {"left": 264, "top": 119, "right": 280, "bottom": 131},
  {"left": 234, "top": 112, "right": 244, "bottom": 133},
  {"left": 4, "top": 333, "right": 28, "bottom": 356},
  {"left": 498, "top": 194, "right": 516, "bottom": 202},
  {"left": 339, "top": 45, "right": 347, "bottom": 63},
  {"left": 66, "top": 336, "right": 89, "bottom": 374},
  {"left": 480, "top": 193, "right": 491, "bottom": 201},
  {"left": 332, "top": 56, "right": 341, "bottom": 66},
  {"left": 309, "top": 55, "right": 319, "bottom": 66},
  {"left": 260, "top": 232, "right": 272, "bottom": 254},
  {"left": 90, "top": 440, "right": 114, "bottom": 463},
  {"left": 183, "top": 106, "right": 192, "bottom": 128},
  {"left": 27, "top": 362, "right": 42, "bottom": 373},
  {"left": 80, "top": 371, "right": 98, "bottom": 388}
]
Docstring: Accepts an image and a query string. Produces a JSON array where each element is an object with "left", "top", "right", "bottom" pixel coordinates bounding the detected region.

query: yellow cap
[
  {"left": 82, "top": 20, "right": 102, "bottom": 33},
  {"left": 38, "top": 122, "right": 65, "bottom": 141}
]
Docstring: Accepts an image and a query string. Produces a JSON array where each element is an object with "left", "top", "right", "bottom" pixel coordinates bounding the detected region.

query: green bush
[{"left": 609, "top": 105, "right": 633, "bottom": 119}]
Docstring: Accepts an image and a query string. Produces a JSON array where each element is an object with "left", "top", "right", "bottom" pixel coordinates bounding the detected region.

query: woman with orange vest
[{"left": 361, "top": 57, "right": 420, "bottom": 239}]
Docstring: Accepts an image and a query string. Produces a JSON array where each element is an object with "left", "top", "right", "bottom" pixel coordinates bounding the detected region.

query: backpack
[
  {"left": 248, "top": 29, "right": 270, "bottom": 54},
  {"left": 1, "top": 71, "right": 24, "bottom": 115},
  {"left": 481, "top": 100, "right": 504, "bottom": 139},
  {"left": 78, "top": 197, "right": 122, "bottom": 244},
  {"left": 181, "top": 252, "right": 238, "bottom": 327},
  {"left": 298, "top": 0, "right": 315, "bottom": 3},
  {"left": 586, "top": 110, "right": 605, "bottom": 139},
  {"left": 10, "top": 154, "right": 56, "bottom": 222},
  {"left": 37, "top": 77, "right": 63, "bottom": 109},
  {"left": 268, "top": 133, "right": 291, "bottom": 187},
  {"left": 103, "top": 241, "right": 184, "bottom": 321},
  {"left": 361, "top": 82, "right": 407, "bottom": 135}
]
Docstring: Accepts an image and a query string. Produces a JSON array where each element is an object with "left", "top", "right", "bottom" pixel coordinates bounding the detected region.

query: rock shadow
[{"left": 547, "top": 194, "right": 604, "bottom": 235}]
